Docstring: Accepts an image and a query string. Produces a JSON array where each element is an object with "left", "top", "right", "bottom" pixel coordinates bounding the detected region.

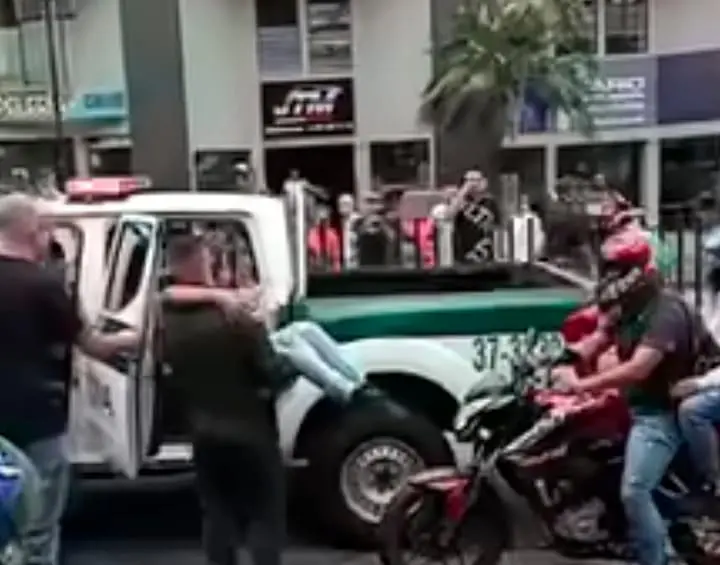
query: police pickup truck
[{"left": 49, "top": 179, "right": 587, "bottom": 544}]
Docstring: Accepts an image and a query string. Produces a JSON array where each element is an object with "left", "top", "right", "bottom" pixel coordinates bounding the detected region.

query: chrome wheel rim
[{"left": 339, "top": 437, "right": 423, "bottom": 524}]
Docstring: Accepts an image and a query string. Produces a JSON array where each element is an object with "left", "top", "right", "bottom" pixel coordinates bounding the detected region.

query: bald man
[{"left": 0, "top": 192, "right": 137, "bottom": 565}]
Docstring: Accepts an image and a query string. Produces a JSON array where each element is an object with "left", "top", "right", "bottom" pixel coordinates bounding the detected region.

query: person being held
[{"left": 162, "top": 235, "right": 366, "bottom": 404}]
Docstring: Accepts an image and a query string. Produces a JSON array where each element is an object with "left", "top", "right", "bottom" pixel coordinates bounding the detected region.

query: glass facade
[
  {"left": 661, "top": 136, "right": 720, "bottom": 207},
  {"left": 558, "top": 142, "right": 642, "bottom": 204}
]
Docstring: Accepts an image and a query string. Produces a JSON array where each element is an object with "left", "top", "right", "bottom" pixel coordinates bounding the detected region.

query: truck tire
[{"left": 303, "top": 400, "right": 453, "bottom": 547}]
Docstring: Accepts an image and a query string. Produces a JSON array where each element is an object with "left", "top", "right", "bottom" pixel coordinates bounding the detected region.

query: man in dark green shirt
[{"left": 161, "top": 234, "right": 284, "bottom": 565}]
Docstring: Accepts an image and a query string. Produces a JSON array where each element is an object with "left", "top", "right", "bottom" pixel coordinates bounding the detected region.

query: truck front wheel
[{"left": 303, "top": 401, "right": 453, "bottom": 547}]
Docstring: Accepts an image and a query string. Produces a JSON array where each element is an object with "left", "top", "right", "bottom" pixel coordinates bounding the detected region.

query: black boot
[{"left": 668, "top": 521, "right": 710, "bottom": 565}]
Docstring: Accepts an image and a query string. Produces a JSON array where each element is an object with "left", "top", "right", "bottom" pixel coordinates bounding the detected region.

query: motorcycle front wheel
[{"left": 378, "top": 482, "right": 510, "bottom": 565}]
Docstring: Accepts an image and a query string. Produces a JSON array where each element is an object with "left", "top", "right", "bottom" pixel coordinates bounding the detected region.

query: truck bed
[
  {"left": 307, "top": 263, "right": 576, "bottom": 297},
  {"left": 304, "top": 264, "right": 586, "bottom": 340}
]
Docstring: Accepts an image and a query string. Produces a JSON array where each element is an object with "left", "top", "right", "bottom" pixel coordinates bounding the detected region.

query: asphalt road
[{"left": 62, "top": 490, "right": 620, "bottom": 565}]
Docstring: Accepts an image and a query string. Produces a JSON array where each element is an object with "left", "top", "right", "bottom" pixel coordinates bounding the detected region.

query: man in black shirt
[
  {"left": 444, "top": 170, "right": 498, "bottom": 264},
  {"left": 554, "top": 259, "right": 708, "bottom": 565},
  {"left": 0, "top": 193, "right": 138, "bottom": 565},
  {"left": 161, "top": 234, "right": 284, "bottom": 565}
]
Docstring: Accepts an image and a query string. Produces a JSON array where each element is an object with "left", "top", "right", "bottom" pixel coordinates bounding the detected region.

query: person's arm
[
  {"left": 164, "top": 284, "right": 265, "bottom": 321},
  {"left": 576, "top": 300, "right": 682, "bottom": 393},
  {"left": 162, "top": 284, "right": 226, "bottom": 305},
  {"left": 444, "top": 186, "right": 470, "bottom": 219},
  {"left": 571, "top": 327, "right": 611, "bottom": 358},
  {"left": 42, "top": 278, "right": 137, "bottom": 360},
  {"left": 695, "top": 366, "right": 720, "bottom": 389}
]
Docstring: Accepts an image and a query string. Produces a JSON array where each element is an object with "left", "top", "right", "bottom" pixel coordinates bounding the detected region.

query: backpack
[{"left": 0, "top": 436, "right": 42, "bottom": 565}]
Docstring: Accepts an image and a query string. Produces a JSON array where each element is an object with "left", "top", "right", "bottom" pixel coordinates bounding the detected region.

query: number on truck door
[{"left": 82, "top": 215, "right": 161, "bottom": 478}]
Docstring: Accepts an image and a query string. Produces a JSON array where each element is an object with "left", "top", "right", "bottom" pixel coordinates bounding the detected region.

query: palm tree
[{"left": 426, "top": 0, "right": 598, "bottom": 190}]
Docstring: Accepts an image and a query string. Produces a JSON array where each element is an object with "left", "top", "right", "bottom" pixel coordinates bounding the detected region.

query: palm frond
[{"left": 424, "top": 0, "right": 598, "bottom": 138}]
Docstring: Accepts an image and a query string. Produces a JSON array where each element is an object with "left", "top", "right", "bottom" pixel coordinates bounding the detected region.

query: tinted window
[{"left": 104, "top": 222, "right": 150, "bottom": 312}]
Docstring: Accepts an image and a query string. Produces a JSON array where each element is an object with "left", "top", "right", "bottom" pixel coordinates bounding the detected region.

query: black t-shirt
[
  {"left": 161, "top": 302, "right": 280, "bottom": 444},
  {"left": 617, "top": 291, "right": 720, "bottom": 410},
  {"left": 0, "top": 257, "right": 82, "bottom": 447},
  {"left": 452, "top": 195, "right": 498, "bottom": 264}
]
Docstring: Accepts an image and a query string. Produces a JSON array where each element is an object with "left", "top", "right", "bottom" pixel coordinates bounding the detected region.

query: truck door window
[
  {"left": 105, "top": 221, "right": 118, "bottom": 264},
  {"left": 203, "top": 221, "right": 258, "bottom": 287},
  {"left": 104, "top": 223, "right": 150, "bottom": 311},
  {"left": 51, "top": 225, "right": 82, "bottom": 293}
]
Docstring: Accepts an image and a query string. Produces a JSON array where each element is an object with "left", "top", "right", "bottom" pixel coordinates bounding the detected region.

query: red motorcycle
[{"left": 378, "top": 325, "right": 720, "bottom": 565}]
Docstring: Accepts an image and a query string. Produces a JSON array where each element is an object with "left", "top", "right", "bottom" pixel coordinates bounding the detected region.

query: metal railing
[{"left": 307, "top": 211, "right": 715, "bottom": 308}]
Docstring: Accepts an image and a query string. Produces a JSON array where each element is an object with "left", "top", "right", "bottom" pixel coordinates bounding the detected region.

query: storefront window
[
  {"left": 557, "top": 143, "right": 641, "bottom": 204},
  {"left": 90, "top": 147, "right": 132, "bottom": 176},
  {"left": 0, "top": 140, "right": 73, "bottom": 191},
  {"left": 558, "top": 0, "right": 598, "bottom": 55},
  {"left": 661, "top": 136, "right": 720, "bottom": 208},
  {"left": 0, "top": 0, "right": 72, "bottom": 86},
  {"left": 500, "top": 148, "right": 545, "bottom": 198},
  {"left": 370, "top": 140, "right": 430, "bottom": 187},
  {"left": 255, "top": 0, "right": 302, "bottom": 75},
  {"left": 604, "top": 0, "right": 648, "bottom": 54},
  {"left": 306, "top": 0, "right": 352, "bottom": 73}
]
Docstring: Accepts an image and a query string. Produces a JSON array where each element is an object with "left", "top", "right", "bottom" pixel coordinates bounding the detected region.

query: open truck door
[{"left": 83, "top": 214, "right": 161, "bottom": 478}]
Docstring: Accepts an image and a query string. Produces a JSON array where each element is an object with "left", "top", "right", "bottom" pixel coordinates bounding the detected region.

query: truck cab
[{"left": 49, "top": 180, "right": 588, "bottom": 545}]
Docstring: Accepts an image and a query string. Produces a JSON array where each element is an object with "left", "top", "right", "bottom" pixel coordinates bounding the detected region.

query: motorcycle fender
[
  {"left": 408, "top": 467, "right": 470, "bottom": 521},
  {"left": 407, "top": 467, "right": 465, "bottom": 490}
]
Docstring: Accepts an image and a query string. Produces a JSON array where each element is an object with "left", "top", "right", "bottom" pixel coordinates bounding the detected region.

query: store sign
[
  {"left": 557, "top": 56, "right": 657, "bottom": 131},
  {"left": 657, "top": 49, "right": 720, "bottom": 124},
  {"left": 65, "top": 89, "right": 127, "bottom": 122},
  {"left": 0, "top": 89, "right": 58, "bottom": 122},
  {"left": 262, "top": 78, "right": 354, "bottom": 138}
]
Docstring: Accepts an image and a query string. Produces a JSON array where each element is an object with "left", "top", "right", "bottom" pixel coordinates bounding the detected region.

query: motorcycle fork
[{"left": 436, "top": 450, "right": 494, "bottom": 546}]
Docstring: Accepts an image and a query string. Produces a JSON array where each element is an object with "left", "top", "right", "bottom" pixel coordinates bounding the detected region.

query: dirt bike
[{"left": 378, "top": 331, "right": 720, "bottom": 565}]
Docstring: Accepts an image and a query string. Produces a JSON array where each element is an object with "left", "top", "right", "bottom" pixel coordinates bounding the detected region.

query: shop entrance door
[{"left": 264, "top": 144, "right": 354, "bottom": 205}]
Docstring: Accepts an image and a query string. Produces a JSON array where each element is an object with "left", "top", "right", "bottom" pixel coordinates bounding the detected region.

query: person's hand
[
  {"left": 551, "top": 365, "right": 582, "bottom": 393},
  {"left": 670, "top": 377, "right": 702, "bottom": 400},
  {"left": 213, "top": 288, "right": 260, "bottom": 320},
  {"left": 114, "top": 329, "right": 141, "bottom": 352}
]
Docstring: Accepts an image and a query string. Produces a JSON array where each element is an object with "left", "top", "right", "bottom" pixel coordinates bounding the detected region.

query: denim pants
[
  {"left": 621, "top": 412, "right": 681, "bottom": 565},
  {"left": 194, "top": 436, "right": 285, "bottom": 565},
  {"left": 677, "top": 388, "right": 720, "bottom": 484},
  {"left": 20, "top": 435, "right": 70, "bottom": 565},
  {"left": 271, "top": 321, "right": 364, "bottom": 402}
]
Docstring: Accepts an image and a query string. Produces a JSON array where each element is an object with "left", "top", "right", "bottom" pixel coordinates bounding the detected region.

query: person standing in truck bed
[{"left": 161, "top": 233, "right": 284, "bottom": 565}]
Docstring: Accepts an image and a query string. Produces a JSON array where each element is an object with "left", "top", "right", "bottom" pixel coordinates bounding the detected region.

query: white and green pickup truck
[{"left": 48, "top": 187, "right": 587, "bottom": 544}]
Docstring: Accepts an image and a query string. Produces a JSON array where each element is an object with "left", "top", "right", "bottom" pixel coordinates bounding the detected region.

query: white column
[
  {"left": 72, "top": 137, "right": 89, "bottom": 178},
  {"left": 544, "top": 143, "right": 558, "bottom": 199},
  {"left": 642, "top": 138, "right": 660, "bottom": 228},
  {"left": 355, "top": 140, "right": 370, "bottom": 200}
]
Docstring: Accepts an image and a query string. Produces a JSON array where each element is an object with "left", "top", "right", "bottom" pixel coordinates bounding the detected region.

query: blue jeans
[
  {"left": 677, "top": 388, "right": 720, "bottom": 484},
  {"left": 21, "top": 435, "right": 70, "bottom": 565},
  {"left": 621, "top": 412, "right": 681, "bottom": 565},
  {"left": 271, "top": 321, "right": 364, "bottom": 403}
]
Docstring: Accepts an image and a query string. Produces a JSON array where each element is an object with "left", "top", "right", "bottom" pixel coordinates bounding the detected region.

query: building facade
[{"left": 0, "top": 0, "right": 719, "bottom": 219}]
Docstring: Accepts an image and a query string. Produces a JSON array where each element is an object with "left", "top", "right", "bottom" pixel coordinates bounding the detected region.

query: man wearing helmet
[{"left": 554, "top": 231, "right": 714, "bottom": 565}]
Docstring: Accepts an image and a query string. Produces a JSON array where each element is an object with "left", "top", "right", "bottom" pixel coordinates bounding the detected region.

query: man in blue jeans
[
  {"left": 671, "top": 365, "right": 720, "bottom": 495},
  {"left": 554, "top": 237, "right": 709, "bottom": 565},
  {"left": 0, "top": 193, "right": 138, "bottom": 565}
]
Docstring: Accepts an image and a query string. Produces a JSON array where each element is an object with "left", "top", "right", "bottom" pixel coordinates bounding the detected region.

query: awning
[{"left": 64, "top": 89, "right": 127, "bottom": 123}]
